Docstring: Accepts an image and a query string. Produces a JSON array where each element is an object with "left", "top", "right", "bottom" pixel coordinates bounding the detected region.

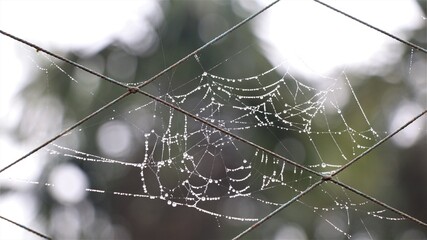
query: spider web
[
  {"left": 48, "top": 57, "right": 376, "bottom": 206},
  {"left": 0, "top": 0, "right": 426, "bottom": 239}
]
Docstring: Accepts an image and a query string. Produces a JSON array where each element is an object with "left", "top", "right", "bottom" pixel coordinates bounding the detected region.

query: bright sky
[
  {"left": 0, "top": 0, "right": 424, "bottom": 238},
  {"left": 252, "top": 0, "right": 424, "bottom": 79}
]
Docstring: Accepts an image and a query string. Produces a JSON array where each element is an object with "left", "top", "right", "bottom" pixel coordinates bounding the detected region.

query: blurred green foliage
[{"left": 8, "top": 0, "right": 427, "bottom": 239}]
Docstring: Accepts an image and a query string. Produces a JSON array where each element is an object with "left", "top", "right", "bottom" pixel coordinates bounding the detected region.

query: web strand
[
  {"left": 232, "top": 180, "right": 323, "bottom": 240},
  {"left": 1, "top": 30, "right": 427, "bottom": 239},
  {"left": 0, "top": 215, "right": 52, "bottom": 240},
  {"left": 1, "top": 0, "right": 426, "bottom": 238},
  {"left": 313, "top": 0, "right": 427, "bottom": 54}
]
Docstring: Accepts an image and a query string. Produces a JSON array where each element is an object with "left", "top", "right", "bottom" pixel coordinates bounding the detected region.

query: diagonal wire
[
  {"left": 9, "top": 39, "right": 425, "bottom": 237},
  {"left": 0, "top": 29, "right": 125, "bottom": 90},
  {"left": 332, "top": 109, "right": 427, "bottom": 176},
  {"left": 0, "top": 0, "right": 282, "bottom": 94},
  {"left": 230, "top": 1, "right": 427, "bottom": 235},
  {"left": 230, "top": 108, "right": 427, "bottom": 238},
  {"left": 330, "top": 179, "right": 427, "bottom": 227},
  {"left": 0, "top": 0, "right": 426, "bottom": 238},
  {"left": 0, "top": 67, "right": 321, "bottom": 177},
  {"left": 3, "top": 14, "right": 427, "bottom": 239},
  {"left": 130, "top": 88, "right": 322, "bottom": 176},
  {"left": 135, "top": 0, "right": 282, "bottom": 89},
  {"left": 0, "top": 92, "right": 131, "bottom": 174},
  {"left": 0, "top": 0, "right": 282, "bottom": 174},
  {"left": 232, "top": 180, "right": 323, "bottom": 240},
  {"left": 313, "top": 0, "right": 427, "bottom": 54},
  {"left": 0, "top": 215, "right": 52, "bottom": 240}
]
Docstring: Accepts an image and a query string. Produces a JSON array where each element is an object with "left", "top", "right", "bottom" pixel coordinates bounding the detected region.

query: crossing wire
[{"left": 0, "top": 0, "right": 426, "bottom": 238}]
